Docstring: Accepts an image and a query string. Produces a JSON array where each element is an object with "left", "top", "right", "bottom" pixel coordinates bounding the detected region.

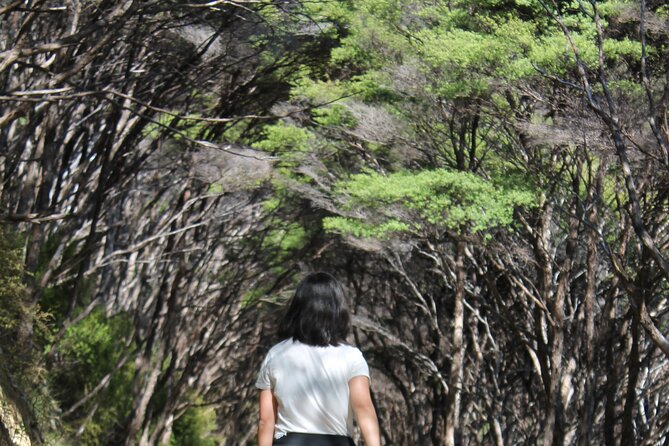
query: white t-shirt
[{"left": 255, "top": 338, "right": 370, "bottom": 439}]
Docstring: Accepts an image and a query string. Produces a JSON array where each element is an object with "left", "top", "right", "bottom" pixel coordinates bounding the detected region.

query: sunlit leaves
[
  {"left": 323, "top": 217, "right": 414, "bottom": 238},
  {"left": 0, "top": 226, "right": 27, "bottom": 335},
  {"left": 326, "top": 169, "right": 537, "bottom": 238},
  {"left": 253, "top": 122, "right": 314, "bottom": 153}
]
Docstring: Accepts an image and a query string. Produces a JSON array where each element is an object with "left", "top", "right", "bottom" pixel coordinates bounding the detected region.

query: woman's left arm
[
  {"left": 349, "top": 376, "right": 381, "bottom": 446},
  {"left": 258, "top": 389, "right": 277, "bottom": 446}
]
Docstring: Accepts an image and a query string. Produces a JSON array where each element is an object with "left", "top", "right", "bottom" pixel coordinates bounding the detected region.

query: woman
[{"left": 255, "top": 272, "right": 381, "bottom": 446}]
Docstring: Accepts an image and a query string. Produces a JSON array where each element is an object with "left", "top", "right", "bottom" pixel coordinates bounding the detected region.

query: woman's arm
[
  {"left": 258, "top": 389, "right": 277, "bottom": 446},
  {"left": 349, "top": 376, "right": 381, "bottom": 446}
]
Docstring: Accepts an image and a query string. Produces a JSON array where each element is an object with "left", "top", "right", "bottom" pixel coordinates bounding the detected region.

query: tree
[
  {"left": 1, "top": 0, "right": 336, "bottom": 443},
  {"left": 251, "top": 0, "right": 669, "bottom": 444}
]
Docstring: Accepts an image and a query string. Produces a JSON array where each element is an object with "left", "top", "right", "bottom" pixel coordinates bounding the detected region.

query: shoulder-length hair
[{"left": 278, "top": 272, "right": 351, "bottom": 346}]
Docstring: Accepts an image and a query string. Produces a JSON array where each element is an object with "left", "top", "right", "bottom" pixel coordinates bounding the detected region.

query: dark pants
[{"left": 273, "top": 433, "right": 356, "bottom": 446}]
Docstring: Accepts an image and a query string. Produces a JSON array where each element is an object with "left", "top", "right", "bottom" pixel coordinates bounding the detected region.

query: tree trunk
[
  {"left": 621, "top": 246, "right": 652, "bottom": 446},
  {"left": 620, "top": 312, "right": 639, "bottom": 446},
  {"left": 544, "top": 181, "right": 579, "bottom": 446},
  {"left": 125, "top": 350, "right": 165, "bottom": 446},
  {"left": 603, "top": 295, "right": 618, "bottom": 446},
  {"left": 0, "top": 373, "right": 36, "bottom": 446},
  {"left": 531, "top": 198, "right": 555, "bottom": 443},
  {"left": 17, "top": 108, "right": 59, "bottom": 349},
  {"left": 578, "top": 160, "right": 604, "bottom": 446},
  {"left": 445, "top": 240, "right": 465, "bottom": 446}
]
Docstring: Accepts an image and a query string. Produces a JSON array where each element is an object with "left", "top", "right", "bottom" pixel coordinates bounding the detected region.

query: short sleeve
[
  {"left": 348, "top": 348, "right": 370, "bottom": 381},
  {"left": 255, "top": 352, "right": 273, "bottom": 390}
]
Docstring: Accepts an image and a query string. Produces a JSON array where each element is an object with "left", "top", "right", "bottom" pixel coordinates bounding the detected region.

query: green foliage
[
  {"left": 58, "top": 311, "right": 129, "bottom": 377},
  {"left": 0, "top": 226, "right": 64, "bottom": 442},
  {"left": 170, "top": 404, "right": 220, "bottom": 446},
  {"left": 312, "top": 104, "right": 358, "bottom": 128},
  {"left": 319, "top": 0, "right": 644, "bottom": 103},
  {"left": 328, "top": 169, "right": 537, "bottom": 237},
  {"left": 262, "top": 196, "right": 283, "bottom": 213},
  {"left": 417, "top": 24, "right": 535, "bottom": 97},
  {"left": 301, "top": 0, "right": 352, "bottom": 29},
  {"left": 52, "top": 309, "right": 134, "bottom": 445},
  {"left": 207, "top": 183, "right": 223, "bottom": 194},
  {"left": 253, "top": 122, "right": 314, "bottom": 153},
  {"left": 291, "top": 78, "right": 350, "bottom": 104},
  {"left": 349, "top": 72, "right": 400, "bottom": 103},
  {"left": 0, "top": 225, "right": 27, "bottom": 336},
  {"left": 323, "top": 217, "right": 414, "bottom": 238},
  {"left": 330, "top": 12, "right": 405, "bottom": 69},
  {"left": 255, "top": 0, "right": 646, "bottom": 251},
  {"left": 143, "top": 113, "right": 207, "bottom": 141},
  {"left": 530, "top": 31, "right": 642, "bottom": 74},
  {"left": 241, "top": 285, "right": 273, "bottom": 308},
  {"left": 262, "top": 222, "right": 308, "bottom": 254}
]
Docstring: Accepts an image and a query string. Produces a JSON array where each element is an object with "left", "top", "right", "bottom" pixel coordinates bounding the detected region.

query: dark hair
[{"left": 278, "top": 272, "right": 351, "bottom": 346}]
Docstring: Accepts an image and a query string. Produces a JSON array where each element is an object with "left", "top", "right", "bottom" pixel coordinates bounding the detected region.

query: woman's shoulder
[
  {"left": 333, "top": 343, "right": 365, "bottom": 358},
  {"left": 266, "top": 339, "right": 363, "bottom": 357},
  {"left": 335, "top": 344, "right": 369, "bottom": 376},
  {"left": 258, "top": 339, "right": 290, "bottom": 369},
  {"left": 265, "top": 338, "right": 295, "bottom": 356}
]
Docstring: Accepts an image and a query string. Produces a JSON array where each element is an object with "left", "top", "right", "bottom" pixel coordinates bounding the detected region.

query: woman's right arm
[
  {"left": 258, "top": 389, "right": 277, "bottom": 446},
  {"left": 349, "top": 376, "right": 381, "bottom": 446}
]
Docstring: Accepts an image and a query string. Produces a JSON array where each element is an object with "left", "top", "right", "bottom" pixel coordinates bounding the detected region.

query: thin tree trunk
[
  {"left": 445, "top": 240, "right": 465, "bottom": 446},
  {"left": 621, "top": 245, "right": 653, "bottom": 446},
  {"left": 124, "top": 267, "right": 172, "bottom": 445},
  {"left": 531, "top": 198, "right": 555, "bottom": 444},
  {"left": 18, "top": 107, "right": 59, "bottom": 350},
  {"left": 125, "top": 342, "right": 165, "bottom": 446},
  {"left": 544, "top": 179, "right": 579, "bottom": 446},
  {"left": 603, "top": 222, "right": 632, "bottom": 446},
  {"left": 603, "top": 294, "right": 618, "bottom": 446},
  {"left": 578, "top": 160, "right": 604, "bottom": 446},
  {"left": 577, "top": 232, "right": 597, "bottom": 445},
  {"left": 533, "top": 198, "right": 553, "bottom": 400},
  {"left": 543, "top": 278, "right": 565, "bottom": 446},
  {"left": 621, "top": 312, "right": 639, "bottom": 446}
]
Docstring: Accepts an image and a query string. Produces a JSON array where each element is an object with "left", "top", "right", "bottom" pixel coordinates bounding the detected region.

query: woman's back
[
  {"left": 256, "top": 339, "right": 369, "bottom": 438},
  {"left": 255, "top": 272, "right": 380, "bottom": 446}
]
